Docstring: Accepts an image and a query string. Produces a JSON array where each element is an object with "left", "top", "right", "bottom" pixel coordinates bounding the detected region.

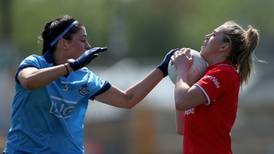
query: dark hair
[
  {"left": 41, "top": 15, "right": 82, "bottom": 54},
  {"left": 222, "top": 21, "right": 259, "bottom": 86}
]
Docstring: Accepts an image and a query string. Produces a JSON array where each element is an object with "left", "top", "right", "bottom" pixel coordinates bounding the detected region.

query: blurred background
[{"left": 0, "top": 0, "right": 274, "bottom": 153}]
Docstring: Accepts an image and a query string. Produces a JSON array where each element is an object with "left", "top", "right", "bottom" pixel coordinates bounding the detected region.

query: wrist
[
  {"left": 157, "top": 65, "right": 167, "bottom": 77},
  {"left": 176, "top": 73, "right": 192, "bottom": 85},
  {"left": 156, "top": 68, "right": 165, "bottom": 78},
  {"left": 64, "top": 63, "right": 72, "bottom": 75}
]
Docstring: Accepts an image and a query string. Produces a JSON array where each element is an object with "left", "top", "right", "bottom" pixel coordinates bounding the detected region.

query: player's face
[
  {"left": 200, "top": 25, "right": 229, "bottom": 60},
  {"left": 66, "top": 26, "right": 91, "bottom": 59}
]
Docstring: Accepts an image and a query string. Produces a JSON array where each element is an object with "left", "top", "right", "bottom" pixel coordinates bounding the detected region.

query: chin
[
  {"left": 200, "top": 47, "right": 204, "bottom": 54},
  {"left": 199, "top": 50, "right": 206, "bottom": 59}
]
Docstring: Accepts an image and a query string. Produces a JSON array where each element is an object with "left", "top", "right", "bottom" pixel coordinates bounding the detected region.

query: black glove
[
  {"left": 69, "top": 47, "right": 107, "bottom": 71},
  {"left": 157, "top": 48, "right": 179, "bottom": 77}
]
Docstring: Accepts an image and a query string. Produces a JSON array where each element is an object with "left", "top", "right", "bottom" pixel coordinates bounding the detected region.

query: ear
[
  {"left": 59, "top": 38, "right": 70, "bottom": 50},
  {"left": 220, "top": 42, "right": 230, "bottom": 53}
]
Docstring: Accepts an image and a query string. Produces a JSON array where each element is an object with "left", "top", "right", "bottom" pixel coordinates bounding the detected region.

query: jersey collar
[{"left": 208, "top": 60, "right": 236, "bottom": 70}]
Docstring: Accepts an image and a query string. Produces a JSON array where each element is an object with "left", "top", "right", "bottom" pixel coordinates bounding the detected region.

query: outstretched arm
[
  {"left": 95, "top": 68, "right": 163, "bottom": 108},
  {"left": 95, "top": 48, "right": 178, "bottom": 108}
]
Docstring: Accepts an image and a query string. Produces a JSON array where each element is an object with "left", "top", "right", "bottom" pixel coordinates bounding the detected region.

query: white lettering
[
  {"left": 205, "top": 75, "right": 220, "bottom": 88},
  {"left": 185, "top": 108, "right": 195, "bottom": 115},
  {"left": 49, "top": 96, "right": 76, "bottom": 118}
]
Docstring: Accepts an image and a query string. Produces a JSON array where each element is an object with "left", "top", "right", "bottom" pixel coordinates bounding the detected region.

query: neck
[
  {"left": 207, "top": 55, "right": 227, "bottom": 66},
  {"left": 53, "top": 49, "right": 66, "bottom": 65}
]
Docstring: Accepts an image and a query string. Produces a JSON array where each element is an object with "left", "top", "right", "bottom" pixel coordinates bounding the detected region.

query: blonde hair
[{"left": 222, "top": 21, "right": 260, "bottom": 86}]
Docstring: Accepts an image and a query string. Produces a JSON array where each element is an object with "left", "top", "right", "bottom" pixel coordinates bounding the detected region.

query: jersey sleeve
[
  {"left": 15, "top": 54, "right": 41, "bottom": 84},
  {"left": 87, "top": 71, "right": 111, "bottom": 100},
  {"left": 194, "top": 67, "right": 234, "bottom": 105}
]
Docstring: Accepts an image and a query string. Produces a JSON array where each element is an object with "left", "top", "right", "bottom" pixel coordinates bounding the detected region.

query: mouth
[
  {"left": 204, "top": 39, "right": 208, "bottom": 46},
  {"left": 202, "top": 39, "right": 209, "bottom": 48}
]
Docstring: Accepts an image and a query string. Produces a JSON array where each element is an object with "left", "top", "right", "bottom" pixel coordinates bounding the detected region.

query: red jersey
[{"left": 183, "top": 61, "right": 240, "bottom": 154}]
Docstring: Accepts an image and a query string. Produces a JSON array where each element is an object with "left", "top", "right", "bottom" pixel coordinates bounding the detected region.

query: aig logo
[{"left": 49, "top": 96, "right": 76, "bottom": 118}]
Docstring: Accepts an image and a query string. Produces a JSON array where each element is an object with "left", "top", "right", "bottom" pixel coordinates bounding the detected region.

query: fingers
[
  {"left": 170, "top": 55, "right": 175, "bottom": 64},
  {"left": 173, "top": 48, "right": 192, "bottom": 60},
  {"left": 90, "top": 54, "right": 99, "bottom": 61},
  {"left": 184, "top": 48, "right": 192, "bottom": 59},
  {"left": 89, "top": 47, "right": 108, "bottom": 55},
  {"left": 69, "top": 47, "right": 107, "bottom": 71}
]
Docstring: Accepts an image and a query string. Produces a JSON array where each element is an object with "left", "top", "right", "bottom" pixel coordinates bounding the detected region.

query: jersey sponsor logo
[
  {"left": 204, "top": 75, "right": 220, "bottom": 88},
  {"left": 49, "top": 96, "right": 76, "bottom": 118},
  {"left": 185, "top": 108, "right": 195, "bottom": 115}
]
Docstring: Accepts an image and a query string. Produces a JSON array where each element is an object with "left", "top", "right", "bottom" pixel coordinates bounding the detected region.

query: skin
[
  {"left": 18, "top": 26, "right": 164, "bottom": 109},
  {"left": 173, "top": 24, "right": 232, "bottom": 134},
  {"left": 18, "top": 26, "right": 90, "bottom": 90}
]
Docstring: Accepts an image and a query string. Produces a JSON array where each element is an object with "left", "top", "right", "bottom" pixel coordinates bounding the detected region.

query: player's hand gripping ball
[{"left": 168, "top": 49, "right": 208, "bottom": 84}]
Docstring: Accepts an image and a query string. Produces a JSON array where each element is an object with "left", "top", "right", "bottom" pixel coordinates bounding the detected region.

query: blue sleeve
[
  {"left": 86, "top": 70, "right": 111, "bottom": 100},
  {"left": 89, "top": 81, "right": 111, "bottom": 100},
  {"left": 15, "top": 54, "right": 41, "bottom": 84}
]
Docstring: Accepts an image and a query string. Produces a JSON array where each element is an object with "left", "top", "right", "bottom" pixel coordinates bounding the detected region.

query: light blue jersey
[{"left": 4, "top": 53, "right": 110, "bottom": 154}]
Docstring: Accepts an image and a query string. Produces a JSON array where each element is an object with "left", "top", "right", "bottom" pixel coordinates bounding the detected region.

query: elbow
[
  {"left": 20, "top": 77, "right": 37, "bottom": 90},
  {"left": 175, "top": 100, "right": 188, "bottom": 111},
  {"left": 122, "top": 101, "right": 137, "bottom": 109},
  {"left": 121, "top": 92, "right": 138, "bottom": 109},
  {"left": 124, "top": 105, "right": 134, "bottom": 109},
  {"left": 22, "top": 83, "right": 36, "bottom": 91},
  {"left": 177, "top": 129, "right": 184, "bottom": 135}
]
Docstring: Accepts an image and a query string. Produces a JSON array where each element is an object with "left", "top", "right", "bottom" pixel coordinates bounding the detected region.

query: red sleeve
[{"left": 195, "top": 66, "right": 235, "bottom": 105}]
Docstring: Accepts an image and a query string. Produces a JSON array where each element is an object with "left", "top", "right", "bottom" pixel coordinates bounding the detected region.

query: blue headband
[{"left": 50, "top": 20, "right": 79, "bottom": 47}]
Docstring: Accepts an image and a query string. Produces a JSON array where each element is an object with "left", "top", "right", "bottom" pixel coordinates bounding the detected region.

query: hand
[
  {"left": 157, "top": 48, "right": 179, "bottom": 77},
  {"left": 173, "top": 48, "right": 193, "bottom": 73},
  {"left": 173, "top": 48, "right": 193, "bottom": 83},
  {"left": 69, "top": 47, "right": 107, "bottom": 71}
]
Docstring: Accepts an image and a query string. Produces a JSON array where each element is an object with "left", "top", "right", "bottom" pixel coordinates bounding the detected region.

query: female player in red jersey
[{"left": 173, "top": 21, "right": 259, "bottom": 154}]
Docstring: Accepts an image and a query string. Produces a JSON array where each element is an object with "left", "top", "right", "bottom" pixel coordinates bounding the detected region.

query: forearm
[
  {"left": 175, "top": 75, "right": 205, "bottom": 110},
  {"left": 125, "top": 68, "right": 163, "bottom": 107},
  {"left": 175, "top": 77, "right": 191, "bottom": 110},
  {"left": 19, "top": 63, "right": 71, "bottom": 90},
  {"left": 95, "top": 68, "right": 164, "bottom": 108},
  {"left": 176, "top": 109, "right": 184, "bottom": 135}
]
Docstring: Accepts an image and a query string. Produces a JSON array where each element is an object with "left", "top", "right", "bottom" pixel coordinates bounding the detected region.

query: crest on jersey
[
  {"left": 79, "top": 84, "right": 89, "bottom": 96},
  {"left": 62, "top": 84, "right": 69, "bottom": 91}
]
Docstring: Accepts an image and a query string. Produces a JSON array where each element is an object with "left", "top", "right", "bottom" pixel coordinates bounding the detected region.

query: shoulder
[
  {"left": 75, "top": 67, "right": 93, "bottom": 76},
  {"left": 24, "top": 54, "right": 43, "bottom": 61},
  {"left": 209, "top": 64, "right": 239, "bottom": 78},
  {"left": 79, "top": 67, "right": 90, "bottom": 73},
  {"left": 70, "top": 67, "right": 97, "bottom": 81},
  {"left": 20, "top": 54, "right": 45, "bottom": 65},
  {"left": 205, "top": 64, "right": 240, "bottom": 88}
]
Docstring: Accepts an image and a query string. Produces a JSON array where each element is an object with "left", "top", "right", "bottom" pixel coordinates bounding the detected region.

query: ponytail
[
  {"left": 41, "top": 21, "right": 54, "bottom": 55},
  {"left": 223, "top": 21, "right": 260, "bottom": 86},
  {"left": 238, "top": 26, "right": 259, "bottom": 85}
]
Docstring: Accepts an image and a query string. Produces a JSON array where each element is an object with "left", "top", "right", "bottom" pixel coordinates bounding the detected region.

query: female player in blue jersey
[{"left": 3, "top": 15, "right": 175, "bottom": 154}]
